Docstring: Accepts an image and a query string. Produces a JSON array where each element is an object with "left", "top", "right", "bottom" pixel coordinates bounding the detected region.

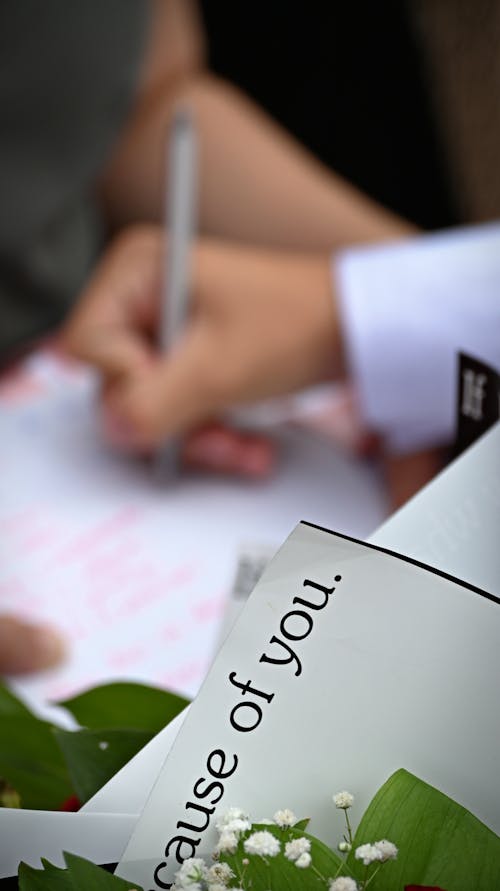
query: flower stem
[{"left": 344, "top": 809, "right": 354, "bottom": 847}]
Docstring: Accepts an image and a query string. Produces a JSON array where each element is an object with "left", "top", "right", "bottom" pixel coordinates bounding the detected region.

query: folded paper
[{"left": 117, "top": 522, "right": 500, "bottom": 890}]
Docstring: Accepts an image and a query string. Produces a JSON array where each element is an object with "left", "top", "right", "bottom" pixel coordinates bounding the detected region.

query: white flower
[
  {"left": 273, "top": 808, "right": 296, "bottom": 828},
  {"left": 215, "top": 830, "right": 239, "bottom": 854},
  {"left": 207, "top": 885, "right": 228, "bottom": 891},
  {"left": 354, "top": 843, "right": 383, "bottom": 866},
  {"left": 175, "top": 857, "right": 208, "bottom": 887},
  {"left": 227, "top": 818, "right": 252, "bottom": 835},
  {"left": 329, "top": 878, "right": 358, "bottom": 891},
  {"left": 244, "top": 830, "right": 281, "bottom": 857},
  {"left": 374, "top": 839, "right": 398, "bottom": 861},
  {"left": 215, "top": 807, "right": 249, "bottom": 832},
  {"left": 295, "top": 851, "right": 312, "bottom": 868},
  {"left": 284, "top": 837, "right": 311, "bottom": 861},
  {"left": 333, "top": 791, "right": 354, "bottom": 810},
  {"left": 338, "top": 841, "right": 352, "bottom": 853},
  {"left": 206, "top": 862, "right": 234, "bottom": 885}
]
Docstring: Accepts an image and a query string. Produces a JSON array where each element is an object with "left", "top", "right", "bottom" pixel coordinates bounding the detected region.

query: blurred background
[{"left": 200, "top": 0, "right": 500, "bottom": 228}]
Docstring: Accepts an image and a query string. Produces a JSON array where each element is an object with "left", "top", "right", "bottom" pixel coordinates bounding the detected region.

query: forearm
[
  {"left": 184, "top": 74, "right": 415, "bottom": 249},
  {"left": 100, "top": 69, "right": 415, "bottom": 250}
]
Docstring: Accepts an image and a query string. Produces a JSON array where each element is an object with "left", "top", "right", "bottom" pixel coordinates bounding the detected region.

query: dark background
[{"left": 200, "top": 0, "right": 461, "bottom": 231}]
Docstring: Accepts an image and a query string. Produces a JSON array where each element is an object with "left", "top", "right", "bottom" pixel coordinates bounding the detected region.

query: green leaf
[
  {"left": 19, "top": 858, "right": 73, "bottom": 891},
  {"left": 54, "top": 727, "right": 152, "bottom": 803},
  {"left": 0, "top": 682, "right": 32, "bottom": 717},
  {"left": 18, "top": 852, "right": 143, "bottom": 890},
  {"left": 348, "top": 769, "right": 500, "bottom": 891},
  {"left": 58, "top": 682, "right": 188, "bottom": 733},
  {"left": 293, "top": 818, "right": 311, "bottom": 832},
  {"left": 221, "top": 822, "right": 344, "bottom": 889},
  {"left": 0, "top": 716, "right": 73, "bottom": 809}
]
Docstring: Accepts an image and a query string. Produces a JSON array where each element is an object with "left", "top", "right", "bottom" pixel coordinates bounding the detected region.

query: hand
[
  {"left": 63, "top": 225, "right": 442, "bottom": 507},
  {"left": 0, "top": 615, "right": 65, "bottom": 675},
  {"left": 63, "top": 225, "right": 342, "bottom": 466}
]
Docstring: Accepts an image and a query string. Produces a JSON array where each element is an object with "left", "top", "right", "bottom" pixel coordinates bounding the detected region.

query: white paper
[
  {"left": 371, "top": 421, "right": 500, "bottom": 593},
  {"left": 0, "top": 351, "right": 386, "bottom": 706},
  {"left": 0, "top": 810, "right": 136, "bottom": 878},
  {"left": 117, "top": 522, "right": 500, "bottom": 889}
]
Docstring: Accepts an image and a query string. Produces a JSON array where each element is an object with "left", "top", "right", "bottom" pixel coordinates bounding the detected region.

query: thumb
[{"left": 0, "top": 616, "right": 66, "bottom": 674}]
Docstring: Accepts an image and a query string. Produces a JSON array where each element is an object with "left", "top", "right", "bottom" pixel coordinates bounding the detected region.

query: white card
[
  {"left": 372, "top": 421, "right": 500, "bottom": 593},
  {"left": 0, "top": 810, "right": 136, "bottom": 879},
  {"left": 117, "top": 522, "right": 500, "bottom": 889}
]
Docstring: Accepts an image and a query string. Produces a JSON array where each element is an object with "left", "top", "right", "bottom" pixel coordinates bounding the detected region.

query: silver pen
[{"left": 155, "top": 106, "right": 198, "bottom": 479}]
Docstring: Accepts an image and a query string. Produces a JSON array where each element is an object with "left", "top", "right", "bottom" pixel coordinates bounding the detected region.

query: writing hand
[{"left": 63, "top": 225, "right": 340, "bottom": 474}]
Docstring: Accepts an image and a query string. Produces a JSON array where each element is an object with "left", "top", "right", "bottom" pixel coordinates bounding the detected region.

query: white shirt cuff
[{"left": 335, "top": 222, "right": 500, "bottom": 453}]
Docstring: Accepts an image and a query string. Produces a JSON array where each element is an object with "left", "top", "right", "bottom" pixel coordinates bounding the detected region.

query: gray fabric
[{"left": 0, "top": 0, "right": 149, "bottom": 358}]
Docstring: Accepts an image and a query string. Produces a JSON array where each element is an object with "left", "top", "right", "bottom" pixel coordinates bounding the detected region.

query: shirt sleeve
[{"left": 335, "top": 221, "right": 500, "bottom": 453}]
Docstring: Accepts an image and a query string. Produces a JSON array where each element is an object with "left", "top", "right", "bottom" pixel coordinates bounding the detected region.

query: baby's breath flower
[
  {"left": 284, "top": 837, "right": 311, "bottom": 861},
  {"left": 354, "top": 843, "right": 383, "bottom": 866},
  {"left": 273, "top": 808, "right": 296, "bottom": 828},
  {"left": 215, "top": 830, "right": 239, "bottom": 854},
  {"left": 333, "top": 791, "right": 354, "bottom": 810},
  {"left": 338, "top": 841, "right": 352, "bottom": 853},
  {"left": 226, "top": 817, "right": 251, "bottom": 835},
  {"left": 174, "top": 857, "right": 208, "bottom": 887},
  {"left": 295, "top": 851, "right": 312, "bottom": 868},
  {"left": 373, "top": 839, "right": 398, "bottom": 861},
  {"left": 206, "top": 862, "right": 234, "bottom": 885},
  {"left": 215, "top": 808, "right": 249, "bottom": 832},
  {"left": 244, "top": 830, "right": 281, "bottom": 857},
  {"left": 329, "top": 878, "right": 358, "bottom": 891}
]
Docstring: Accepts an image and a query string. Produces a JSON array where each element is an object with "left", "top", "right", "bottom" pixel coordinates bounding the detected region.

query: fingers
[
  {"left": 100, "top": 324, "right": 219, "bottom": 445},
  {"left": 62, "top": 225, "right": 163, "bottom": 378},
  {"left": 102, "top": 405, "right": 276, "bottom": 478},
  {"left": 183, "top": 424, "right": 276, "bottom": 478},
  {"left": 0, "top": 616, "right": 66, "bottom": 675},
  {"left": 68, "top": 327, "right": 154, "bottom": 380}
]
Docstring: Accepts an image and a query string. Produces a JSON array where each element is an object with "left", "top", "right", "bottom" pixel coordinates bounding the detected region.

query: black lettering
[
  {"left": 193, "top": 776, "right": 224, "bottom": 806},
  {"left": 207, "top": 748, "right": 239, "bottom": 779},
  {"left": 230, "top": 700, "right": 262, "bottom": 732},
  {"left": 177, "top": 801, "right": 215, "bottom": 834},
  {"left": 280, "top": 609, "right": 313, "bottom": 641},
  {"left": 153, "top": 861, "right": 172, "bottom": 889},
  {"left": 259, "top": 635, "right": 302, "bottom": 676},
  {"left": 164, "top": 834, "right": 200, "bottom": 863},
  {"left": 293, "top": 578, "right": 336, "bottom": 610},
  {"left": 228, "top": 672, "right": 274, "bottom": 703}
]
